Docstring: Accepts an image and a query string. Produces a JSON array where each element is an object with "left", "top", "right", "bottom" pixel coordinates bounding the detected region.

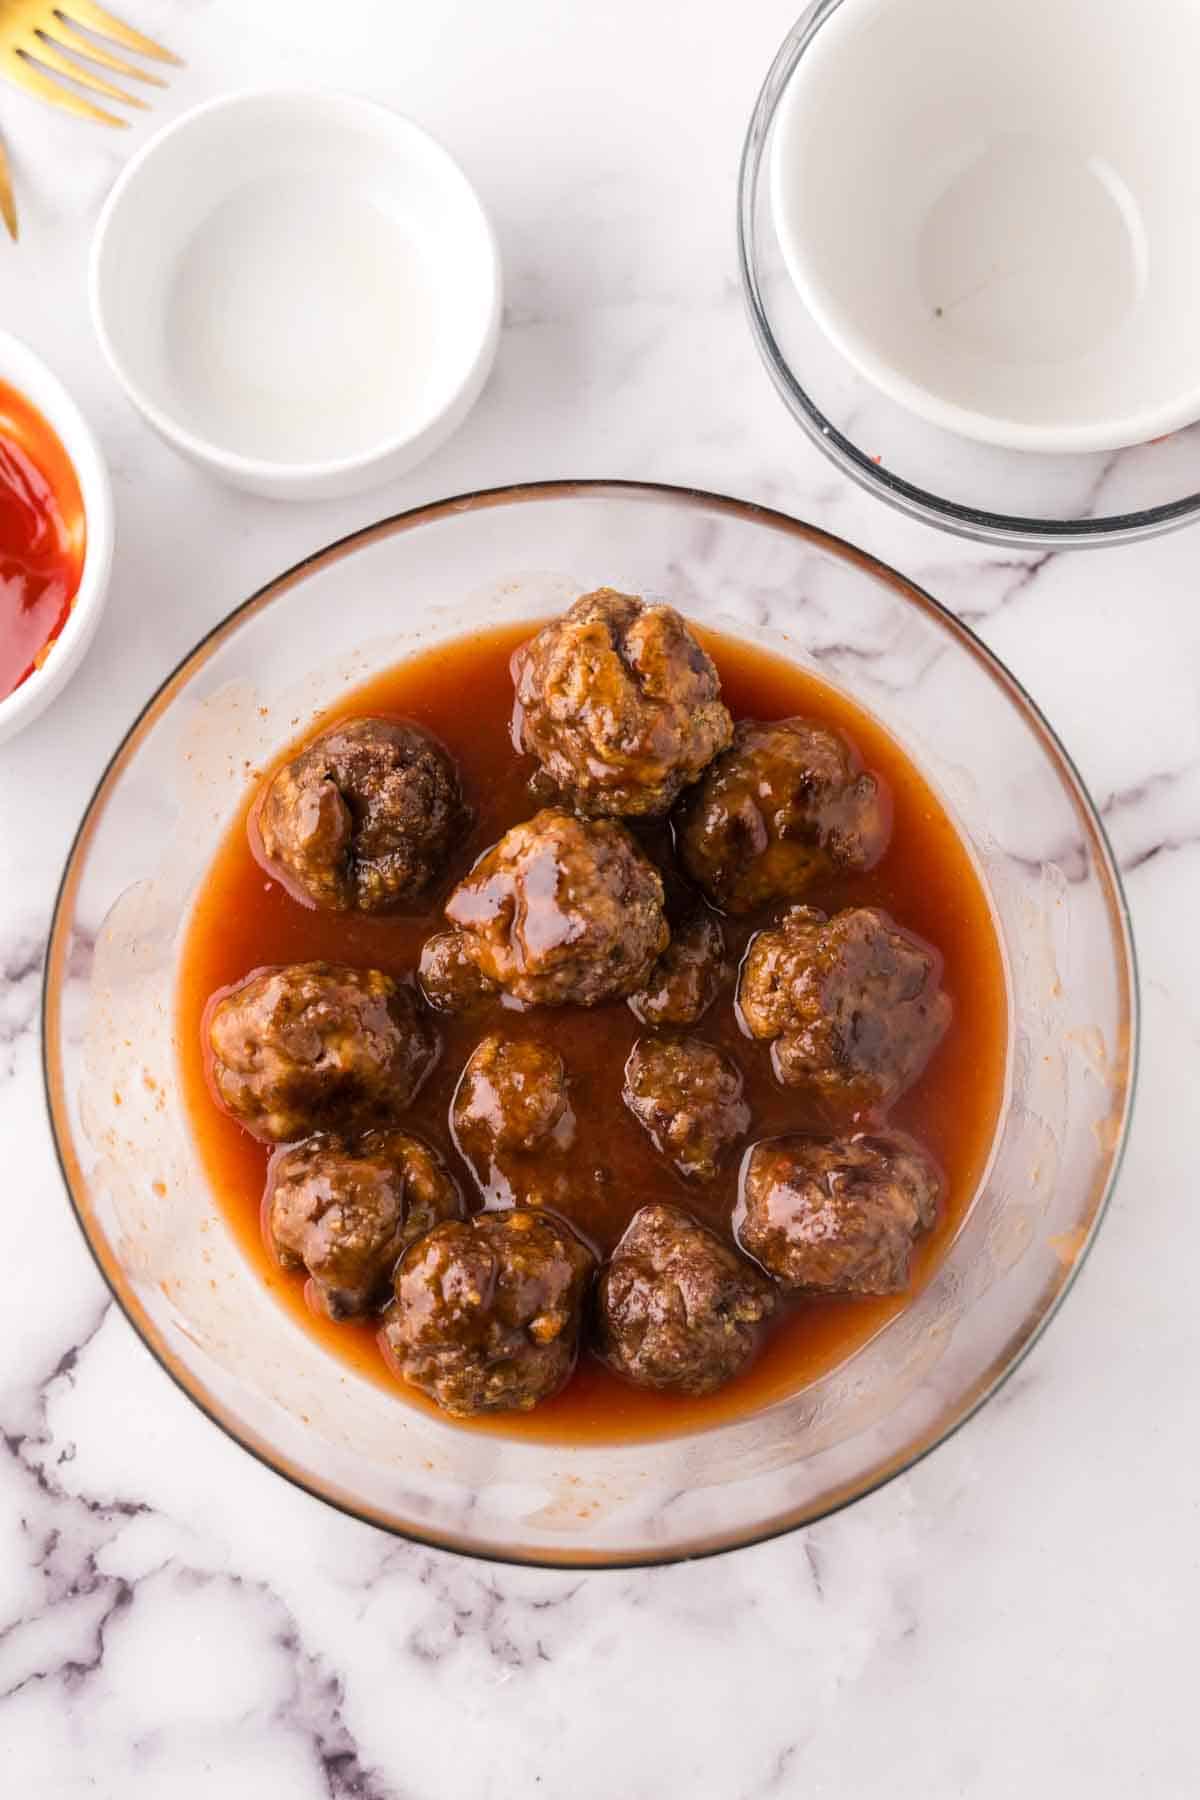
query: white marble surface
[{"left": 0, "top": 1, "right": 1197, "bottom": 1793}]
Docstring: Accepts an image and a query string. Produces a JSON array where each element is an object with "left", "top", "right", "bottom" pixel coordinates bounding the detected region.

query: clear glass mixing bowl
[
  {"left": 740, "top": 0, "right": 1200, "bottom": 549},
  {"left": 43, "top": 482, "right": 1137, "bottom": 1566}
]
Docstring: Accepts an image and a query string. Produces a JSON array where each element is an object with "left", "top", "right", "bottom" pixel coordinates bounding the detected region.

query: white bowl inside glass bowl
[
  {"left": 0, "top": 329, "right": 113, "bottom": 748},
  {"left": 90, "top": 90, "right": 502, "bottom": 501},
  {"left": 770, "top": 0, "right": 1200, "bottom": 454},
  {"left": 44, "top": 483, "right": 1136, "bottom": 1567}
]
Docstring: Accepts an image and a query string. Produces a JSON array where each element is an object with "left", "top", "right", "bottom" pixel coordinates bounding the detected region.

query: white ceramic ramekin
[
  {"left": 90, "top": 90, "right": 502, "bottom": 500},
  {"left": 0, "top": 330, "right": 113, "bottom": 747}
]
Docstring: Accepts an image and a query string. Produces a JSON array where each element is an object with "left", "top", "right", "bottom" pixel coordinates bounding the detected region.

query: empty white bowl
[
  {"left": 770, "top": 0, "right": 1200, "bottom": 454},
  {"left": 90, "top": 91, "right": 502, "bottom": 500},
  {"left": 0, "top": 330, "right": 113, "bottom": 748}
]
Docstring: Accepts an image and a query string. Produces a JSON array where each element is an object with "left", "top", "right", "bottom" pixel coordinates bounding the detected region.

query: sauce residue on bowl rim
[{"left": 0, "top": 377, "right": 86, "bottom": 704}]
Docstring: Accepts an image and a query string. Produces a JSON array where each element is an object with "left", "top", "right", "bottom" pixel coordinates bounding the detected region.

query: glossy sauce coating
[
  {"left": 0, "top": 380, "right": 85, "bottom": 702},
  {"left": 178, "top": 622, "right": 1009, "bottom": 1443}
]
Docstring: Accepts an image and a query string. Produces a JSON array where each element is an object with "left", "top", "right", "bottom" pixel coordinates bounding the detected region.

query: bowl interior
[
  {"left": 772, "top": 0, "right": 1200, "bottom": 451},
  {"left": 92, "top": 92, "right": 499, "bottom": 469},
  {"left": 742, "top": 3, "right": 1200, "bottom": 546},
  {"left": 44, "top": 484, "right": 1136, "bottom": 1566}
]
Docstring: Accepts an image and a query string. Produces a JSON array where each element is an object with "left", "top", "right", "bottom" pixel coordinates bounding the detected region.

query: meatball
[
  {"left": 452, "top": 1034, "right": 575, "bottom": 1209},
  {"left": 511, "top": 589, "right": 733, "bottom": 817},
  {"left": 418, "top": 930, "right": 497, "bottom": 1014},
  {"left": 622, "top": 1035, "right": 750, "bottom": 1181},
  {"left": 257, "top": 717, "right": 468, "bottom": 913},
  {"left": 596, "top": 1203, "right": 776, "bottom": 1395},
  {"left": 266, "top": 1130, "right": 461, "bottom": 1319},
  {"left": 208, "top": 962, "right": 437, "bottom": 1142},
  {"left": 453, "top": 1034, "right": 573, "bottom": 1159},
  {"left": 737, "top": 906, "right": 951, "bottom": 1116},
  {"left": 675, "top": 717, "right": 890, "bottom": 913},
  {"left": 444, "top": 808, "right": 668, "bottom": 1007},
  {"left": 385, "top": 1210, "right": 595, "bottom": 1415},
  {"left": 628, "top": 909, "right": 725, "bottom": 1026},
  {"left": 737, "top": 1133, "right": 942, "bottom": 1295}
]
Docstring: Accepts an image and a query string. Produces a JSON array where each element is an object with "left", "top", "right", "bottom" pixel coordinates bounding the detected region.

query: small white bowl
[
  {"left": 90, "top": 90, "right": 502, "bottom": 500},
  {"left": 0, "top": 330, "right": 113, "bottom": 748},
  {"left": 770, "top": 0, "right": 1200, "bottom": 454}
]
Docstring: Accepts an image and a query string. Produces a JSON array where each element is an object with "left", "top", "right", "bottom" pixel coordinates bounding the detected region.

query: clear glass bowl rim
[
  {"left": 42, "top": 479, "right": 1140, "bottom": 1567},
  {"left": 738, "top": 0, "right": 1200, "bottom": 550}
]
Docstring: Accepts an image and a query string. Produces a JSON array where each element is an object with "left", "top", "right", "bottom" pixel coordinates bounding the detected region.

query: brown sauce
[{"left": 177, "top": 622, "right": 1009, "bottom": 1443}]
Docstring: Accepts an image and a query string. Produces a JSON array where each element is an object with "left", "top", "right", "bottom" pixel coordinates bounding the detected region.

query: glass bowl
[
  {"left": 740, "top": 0, "right": 1200, "bottom": 549},
  {"left": 43, "top": 481, "right": 1137, "bottom": 1567}
]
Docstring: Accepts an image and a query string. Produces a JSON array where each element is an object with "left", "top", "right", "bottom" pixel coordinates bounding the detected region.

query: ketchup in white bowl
[
  {"left": 0, "top": 327, "right": 112, "bottom": 748},
  {"left": 0, "top": 378, "right": 85, "bottom": 703}
]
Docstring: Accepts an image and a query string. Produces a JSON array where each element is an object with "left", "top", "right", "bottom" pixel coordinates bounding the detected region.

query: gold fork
[{"left": 0, "top": 1, "right": 180, "bottom": 239}]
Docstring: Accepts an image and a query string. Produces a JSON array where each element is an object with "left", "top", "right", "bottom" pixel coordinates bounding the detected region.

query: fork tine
[
  {"left": 0, "top": 139, "right": 18, "bottom": 242},
  {"left": 56, "top": 1, "right": 180, "bottom": 65},
  {"left": 0, "top": 46, "right": 125, "bottom": 124},
  {"left": 43, "top": 18, "right": 166, "bottom": 85},
  {"left": 26, "top": 36, "right": 147, "bottom": 107}
]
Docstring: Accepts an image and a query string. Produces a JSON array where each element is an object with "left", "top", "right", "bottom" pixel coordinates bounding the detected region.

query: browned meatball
[
  {"left": 453, "top": 1034, "right": 573, "bottom": 1159},
  {"left": 628, "top": 909, "right": 726, "bottom": 1026},
  {"left": 452, "top": 1034, "right": 575, "bottom": 1209},
  {"left": 385, "top": 1210, "right": 595, "bottom": 1415},
  {"left": 596, "top": 1203, "right": 776, "bottom": 1395},
  {"left": 258, "top": 717, "right": 468, "bottom": 913},
  {"left": 444, "top": 808, "right": 668, "bottom": 1007},
  {"left": 737, "top": 1133, "right": 942, "bottom": 1295},
  {"left": 511, "top": 590, "right": 733, "bottom": 817},
  {"left": 208, "top": 962, "right": 437, "bottom": 1142},
  {"left": 737, "top": 906, "right": 951, "bottom": 1116},
  {"left": 417, "top": 930, "right": 497, "bottom": 1014},
  {"left": 266, "top": 1130, "right": 461, "bottom": 1319},
  {"left": 622, "top": 1035, "right": 750, "bottom": 1181},
  {"left": 675, "top": 718, "right": 890, "bottom": 913}
]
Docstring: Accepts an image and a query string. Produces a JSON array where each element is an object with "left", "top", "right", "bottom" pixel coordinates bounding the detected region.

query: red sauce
[
  {"left": 178, "top": 622, "right": 1009, "bottom": 1443},
  {"left": 0, "top": 379, "right": 85, "bottom": 702}
]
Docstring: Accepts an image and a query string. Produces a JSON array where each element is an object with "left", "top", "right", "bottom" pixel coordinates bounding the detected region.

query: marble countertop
[{"left": 2, "top": 1, "right": 1197, "bottom": 1793}]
